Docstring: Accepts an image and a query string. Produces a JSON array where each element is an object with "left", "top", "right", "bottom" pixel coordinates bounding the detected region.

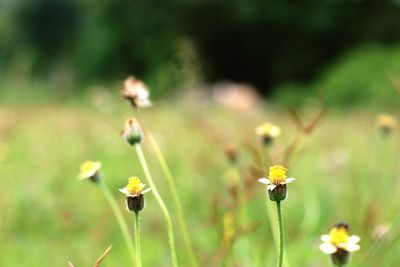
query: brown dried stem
[{"left": 93, "top": 245, "right": 113, "bottom": 267}]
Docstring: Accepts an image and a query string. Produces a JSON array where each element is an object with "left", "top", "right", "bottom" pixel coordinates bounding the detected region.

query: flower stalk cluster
[{"left": 78, "top": 161, "right": 136, "bottom": 265}]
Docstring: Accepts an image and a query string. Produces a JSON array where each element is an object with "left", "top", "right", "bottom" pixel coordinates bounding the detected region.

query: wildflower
[
  {"left": 320, "top": 222, "right": 360, "bottom": 266},
  {"left": 121, "top": 117, "right": 143, "bottom": 145},
  {"left": 122, "top": 76, "right": 151, "bottom": 108},
  {"left": 119, "top": 177, "right": 151, "bottom": 212},
  {"left": 258, "top": 165, "right": 295, "bottom": 201},
  {"left": 255, "top": 122, "right": 281, "bottom": 145},
  {"left": 79, "top": 161, "right": 102, "bottom": 183},
  {"left": 376, "top": 114, "right": 397, "bottom": 135}
]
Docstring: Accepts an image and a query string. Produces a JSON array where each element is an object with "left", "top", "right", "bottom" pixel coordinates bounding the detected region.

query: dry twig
[{"left": 93, "top": 245, "right": 113, "bottom": 267}]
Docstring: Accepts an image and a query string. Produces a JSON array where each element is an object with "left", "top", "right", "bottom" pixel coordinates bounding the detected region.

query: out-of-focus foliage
[
  {"left": 1, "top": 0, "right": 400, "bottom": 97},
  {"left": 1, "top": 101, "right": 400, "bottom": 266},
  {"left": 273, "top": 45, "right": 400, "bottom": 108}
]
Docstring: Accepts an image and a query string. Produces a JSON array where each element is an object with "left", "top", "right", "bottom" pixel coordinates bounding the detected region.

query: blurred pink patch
[
  {"left": 372, "top": 224, "right": 390, "bottom": 240},
  {"left": 212, "top": 82, "right": 261, "bottom": 112}
]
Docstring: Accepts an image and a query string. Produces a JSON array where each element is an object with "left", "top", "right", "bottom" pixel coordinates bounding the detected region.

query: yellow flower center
[
  {"left": 377, "top": 114, "right": 397, "bottom": 129},
  {"left": 268, "top": 165, "right": 287, "bottom": 184},
  {"left": 255, "top": 122, "right": 281, "bottom": 138},
  {"left": 329, "top": 226, "right": 349, "bottom": 245},
  {"left": 127, "top": 177, "right": 144, "bottom": 194},
  {"left": 80, "top": 161, "right": 96, "bottom": 174}
]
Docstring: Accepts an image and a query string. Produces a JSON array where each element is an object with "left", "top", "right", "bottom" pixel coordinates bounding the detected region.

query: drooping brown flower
[{"left": 122, "top": 76, "right": 151, "bottom": 108}]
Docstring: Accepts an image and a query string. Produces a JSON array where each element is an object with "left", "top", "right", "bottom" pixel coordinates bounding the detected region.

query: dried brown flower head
[{"left": 122, "top": 76, "right": 151, "bottom": 108}]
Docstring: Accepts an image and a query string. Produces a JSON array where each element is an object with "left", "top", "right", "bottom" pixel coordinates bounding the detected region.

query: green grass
[{"left": 0, "top": 95, "right": 399, "bottom": 266}]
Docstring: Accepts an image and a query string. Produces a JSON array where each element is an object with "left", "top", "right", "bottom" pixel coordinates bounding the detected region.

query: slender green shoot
[
  {"left": 134, "top": 211, "right": 142, "bottom": 267},
  {"left": 134, "top": 143, "right": 179, "bottom": 267},
  {"left": 98, "top": 181, "right": 136, "bottom": 265},
  {"left": 276, "top": 201, "right": 284, "bottom": 267},
  {"left": 148, "top": 133, "right": 198, "bottom": 267}
]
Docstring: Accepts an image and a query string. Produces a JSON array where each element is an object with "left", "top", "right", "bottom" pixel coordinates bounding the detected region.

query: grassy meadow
[{"left": 0, "top": 89, "right": 399, "bottom": 266}]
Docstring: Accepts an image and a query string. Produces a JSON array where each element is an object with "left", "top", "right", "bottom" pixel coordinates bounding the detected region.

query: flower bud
[
  {"left": 126, "top": 195, "right": 145, "bottom": 213},
  {"left": 224, "top": 143, "right": 238, "bottom": 164},
  {"left": 267, "top": 184, "right": 287, "bottom": 201},
  {"left": 121, "top": 118, "right": 143, "bottom": 145},
  {"left": 330, "top": 249, "right": 350, "bottom": 266}
]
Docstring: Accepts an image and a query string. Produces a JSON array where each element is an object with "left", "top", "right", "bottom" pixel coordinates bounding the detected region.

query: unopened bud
[
  {"left": 126, "top": 195, "right": 145, "bottom": 212},
  {"left": 121, "top": 118, "right": 143, "bottom": 145},
  {"left": 330, "top": 249, "right": 350, "bottom": 266},
  {"left": 224, "top": 143, "right": 238, "bottom": 164},
  {"left": 268, "top": 184, "right": 287, "bottom": 201}
]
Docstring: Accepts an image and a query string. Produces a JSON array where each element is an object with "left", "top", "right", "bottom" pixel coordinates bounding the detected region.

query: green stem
[
  {"left": 134, "top": 143, "right": 179, "bottom": 267},
  {"left": 148, "top": 133, "right": 198, "bottom": 267},
  {"left": 260, "top": 148, "right": 290, "bottom": 267},
  {"left": 134, "top": 211, "right": 142, "bottom": 267},
  {"left": 98, "top": 182, "right": 136, "bottom": 265},
  {"left": 276, "top": 201, "right": 284, "bottom": 267}
]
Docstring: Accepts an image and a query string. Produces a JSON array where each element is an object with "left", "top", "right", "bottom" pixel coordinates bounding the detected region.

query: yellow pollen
[
  {"left": 329, "top": 226, "right": 349, "bottom": 245},
  {"left": 81, "top": 161, "right": 95, "bottom": 173},
  {"left": 255, "top": 122, "right": 281, "bottom": 138},
  {"left": 126, "top": 177, "right": 144, "bottom": 194},
  {"left": 377, "top": 114, "right": 397, "bottom": 129},
  {"left": 268, "top": 165, "right": 287, "bottom": 184}
]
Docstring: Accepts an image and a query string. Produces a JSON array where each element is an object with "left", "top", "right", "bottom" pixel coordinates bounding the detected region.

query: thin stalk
[
  {"left": 261, "top": 148, "right": 290, "bottom": 267},
  {"left": 98, "top": 182, "right": 135, "bottom": 265},
  {"left": 134, "top": 211, "right": 142, "bottom": 267},
  {"left": 148, "top": 133, "right": 198, "bottom": 267},
  {"left": 276, "top": 201, "right": 284, "bottom": 267},
  {"left": 266, "top": 196, "right": 280, "bottom": 251},
  {"left": 134, "top": 143, "right": 179, "bottom": 267}
]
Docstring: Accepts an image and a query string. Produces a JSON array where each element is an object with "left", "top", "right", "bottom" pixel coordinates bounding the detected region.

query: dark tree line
[{"left": 2, "top": 0, "right": 400, "bottom": 93}]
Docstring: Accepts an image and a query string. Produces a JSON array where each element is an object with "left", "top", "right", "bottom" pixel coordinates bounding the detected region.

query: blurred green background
[
  {"left": 1, "top": 1, "right": 400, "bottom": 267},
  {"left": 1, "top": 0, "right": 400, "bottom": 106}
]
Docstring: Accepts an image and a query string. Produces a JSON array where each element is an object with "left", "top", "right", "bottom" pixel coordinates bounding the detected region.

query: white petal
[
  {"left": 93, "top": 162, "right": 102, "bottom": 171},
  {"left": 270, "top": 126, "right": 281, "bottom": 137},
  {"left": 258, "top": 178, "right": 271, "bottom": 185},
  {"left": 346, "top": 243, "right": 360, "bottom": 252},
  {"left": 142, "top": 188, "right": 152, "bottom": 194},
  {"left": 321, "top": 235, "right": 331, "bottom": 243},
  {"left": 349, "top": 235, "right": 361, "bottom": 244},
  {"left": 285, "top": 177, "right": 295, "bottom": 183},
  {"left": 137, "top": 87, "right": 149, "bottom": 98},
  {"left": 137, "top": 99, "right": 152, "bottom": 107},
  {"left": 319, "top": 243, "right": 337, "bottom": 254},
  {"left": 267, "top": 184, "right": 277, "bottom": 191},
  {"left": 78, "top": 174, "right": 89, "bottom": 180},
  {"left": 79, "top": 170, "right": 95, "bottom": 179},
  {"left": 119, "top": 188, "right": 129, "bottom": 195}
]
